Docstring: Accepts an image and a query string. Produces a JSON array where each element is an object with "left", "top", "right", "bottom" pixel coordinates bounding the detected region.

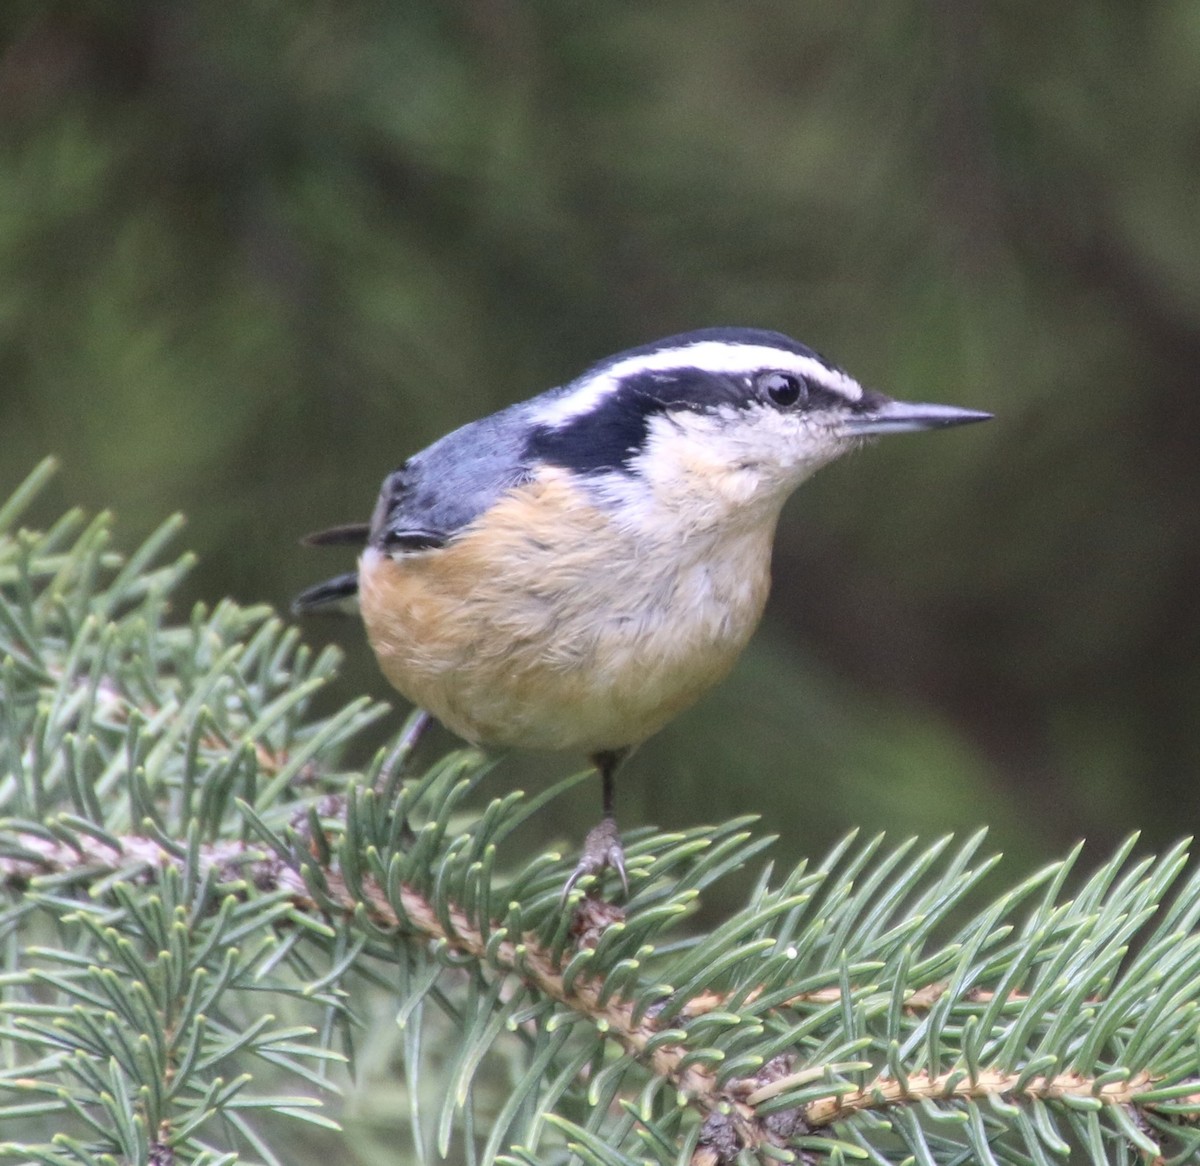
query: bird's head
[{"left": 525, "top": 327, "right": 991, "bottom": 529}]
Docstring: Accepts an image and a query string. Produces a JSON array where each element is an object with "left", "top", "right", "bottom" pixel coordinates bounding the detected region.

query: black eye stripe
[
  {"left": 807, "top": 384, "right": 848, "bottom": 409},
  {"left": 529, "top": 365, "right": 860, "bottom": 476}
]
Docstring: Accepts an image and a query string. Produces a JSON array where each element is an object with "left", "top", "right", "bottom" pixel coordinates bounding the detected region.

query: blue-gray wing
[
  {"left": 369, "top": 401, "right": 537, "bottom": 552},
  {"left": 294, "top": 399, "right": 541, "bottom": 617}
]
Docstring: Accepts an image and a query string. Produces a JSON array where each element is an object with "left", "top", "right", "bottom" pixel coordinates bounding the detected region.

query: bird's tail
[
  {"left": 291, "top": 571, "right": 360, "bottom": 616},
  {"left": 292, "top": 522, "right": 369, "bottom": 616}
]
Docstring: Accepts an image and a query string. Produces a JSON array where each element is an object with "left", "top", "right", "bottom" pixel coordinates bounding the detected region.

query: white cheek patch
[
  {"left": 580, "top": 403, "right": 861, "bottom": 548},
  {"left": 620, "top": 406, "right": 852, "bottom": 513},
  {"left": 653, "top": 405, "right": 848, "bottom": 471},
  {"left": 534, "top": 341, "right": 863, "bottom": 428}
]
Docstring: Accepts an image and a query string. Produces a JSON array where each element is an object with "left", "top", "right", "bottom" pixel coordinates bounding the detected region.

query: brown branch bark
[
  {"left": 804, "top": 1067, "right": 1157, "bottom": 1126},
  {"left": 681, "top": 979, "right": 1068, "bottom": 1020}
]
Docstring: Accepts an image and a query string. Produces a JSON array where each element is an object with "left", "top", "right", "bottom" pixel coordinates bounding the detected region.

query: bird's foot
[{"left": 562, "top": 817, "right": 628, "bottom": 901}]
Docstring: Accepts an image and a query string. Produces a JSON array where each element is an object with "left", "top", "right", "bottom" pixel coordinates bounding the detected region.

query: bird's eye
[{"left": 760, "top": 372, "right": 807, "bottom": 408}]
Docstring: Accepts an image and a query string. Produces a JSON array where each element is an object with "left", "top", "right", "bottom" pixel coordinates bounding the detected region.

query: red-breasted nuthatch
[{"left": 294, "top": 327, "right": 991, "bottom": 895}]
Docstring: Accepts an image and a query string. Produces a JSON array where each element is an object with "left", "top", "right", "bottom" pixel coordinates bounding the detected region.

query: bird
[{"left": 293, "top": 327, "right": 991, "bottom": 896}]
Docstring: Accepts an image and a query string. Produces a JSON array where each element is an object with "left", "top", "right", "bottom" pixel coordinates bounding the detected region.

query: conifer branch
[
  {"left": 6, "top": 824, "right": 1200, "bottom": 1165},
  {"left": 0, "top": 828, "right": 726, "bottom": 1111}
]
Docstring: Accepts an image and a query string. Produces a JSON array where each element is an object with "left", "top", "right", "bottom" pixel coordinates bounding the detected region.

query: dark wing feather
[
  {"left": 295, "top": 397, "right": 540, "bottom": 618},
  {"left": 378, "top": 528, "right": 446, "bottom": 552}
]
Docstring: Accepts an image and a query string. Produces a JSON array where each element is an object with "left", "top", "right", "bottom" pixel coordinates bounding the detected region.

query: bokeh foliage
[{"left": 1, "top": 2, "right": 1199, "bottom": 870}]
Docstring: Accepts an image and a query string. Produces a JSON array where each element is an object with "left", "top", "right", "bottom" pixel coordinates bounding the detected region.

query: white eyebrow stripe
[{"left": 533, "top": 341, "right": 863, "bottom": 427}]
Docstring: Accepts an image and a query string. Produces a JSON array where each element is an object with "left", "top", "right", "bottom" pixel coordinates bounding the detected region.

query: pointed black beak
[{"left": 845, "top": 397, "right": 993, "bottom": 435}]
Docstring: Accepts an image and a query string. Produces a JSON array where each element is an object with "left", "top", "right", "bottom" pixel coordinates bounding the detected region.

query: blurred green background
[{"left": 3, "top": 1, "right": 1199, "bottom": 879}]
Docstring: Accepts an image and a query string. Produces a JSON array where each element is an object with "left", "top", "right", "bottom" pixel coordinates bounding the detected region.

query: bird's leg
[{"left": 564, "top": 748, "right": 630, "bottom": 898}]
